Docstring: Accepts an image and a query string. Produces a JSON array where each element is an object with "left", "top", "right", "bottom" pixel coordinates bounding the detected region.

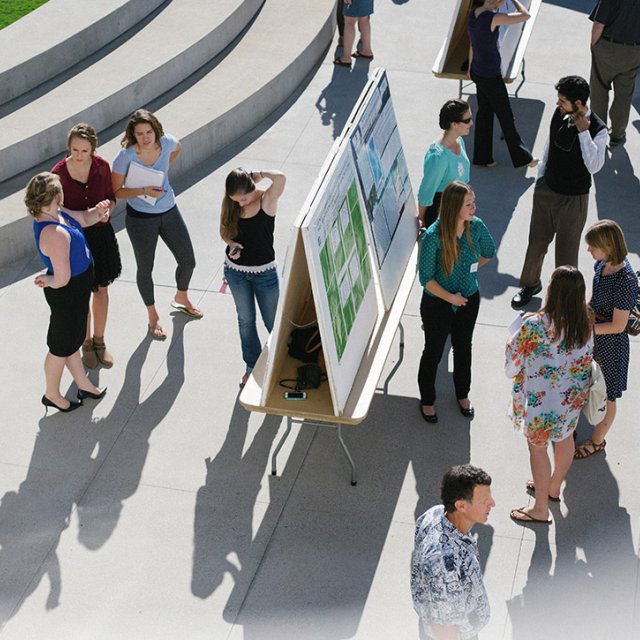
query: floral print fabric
[{"left": 505, "top": 314, "right": 593, "bottom": 446}]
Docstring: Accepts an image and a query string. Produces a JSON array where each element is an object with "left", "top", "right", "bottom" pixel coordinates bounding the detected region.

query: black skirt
[
  {"left": 44, "top": 264, "right": 94, "bottom": 357},
  {"left": 84, "top": 223, "right": 122, "bottom": 290}
]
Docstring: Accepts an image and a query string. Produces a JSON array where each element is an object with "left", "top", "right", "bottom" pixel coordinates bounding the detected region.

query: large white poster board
[
  {"left": 250, "top": 69, "right": 417, "bottom": 418},
  {"left": 346, "top": 71, "right": 417, "bottom": 309},
  {"left": 301, "top": 146, "right": 379, "bottom": 415}
]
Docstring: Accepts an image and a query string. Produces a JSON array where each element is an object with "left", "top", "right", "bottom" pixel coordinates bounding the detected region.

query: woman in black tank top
[{"left": 220, "top": 168, "right": 286, "bottom": 387}]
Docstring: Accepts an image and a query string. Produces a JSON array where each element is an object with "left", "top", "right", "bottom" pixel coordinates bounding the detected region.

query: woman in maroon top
[{"left": 52, "top": 123, "right": 122, "bottom": 369}]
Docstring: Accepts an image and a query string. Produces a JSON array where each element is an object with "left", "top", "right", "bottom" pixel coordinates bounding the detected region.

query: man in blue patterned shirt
[{"left": 411, "top": 465, "right": 495, "bottom": 640}]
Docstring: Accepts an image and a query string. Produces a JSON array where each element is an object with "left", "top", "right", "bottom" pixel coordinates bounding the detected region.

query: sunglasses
[{"left": 457, "top": 117, "right": 473, "bottom": 124}]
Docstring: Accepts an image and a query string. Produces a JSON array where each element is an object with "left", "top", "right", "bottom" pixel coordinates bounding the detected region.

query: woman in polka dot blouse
[
  {"left": 417, "top": 181, "right": 496, "bottom": 423},
  {"left": 574, "top": 220, "right": 639, "bottom": 460}
]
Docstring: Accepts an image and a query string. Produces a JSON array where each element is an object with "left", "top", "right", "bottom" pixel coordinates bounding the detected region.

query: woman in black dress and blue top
[
  {"left": 112, "top": 109, "right": 201, "bottom": 341},
  {"left": 220, "top": 168, "right": 286, "bottom": 387},
  {"left": 27, "top": 172, "right": 107, "bottom": 413},
  {"left": 467, "top": 0, "right": 537, "bottom": 169},
  {"left": 574, "top": 220, "right": 639, "bottom": 459},
  {"left": 418, "top": 181, "right": 496, "bottom": 423}
]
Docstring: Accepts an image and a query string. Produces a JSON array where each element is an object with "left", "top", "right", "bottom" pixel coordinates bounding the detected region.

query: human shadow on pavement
[
  {"left": 463, "top": 96, "right": 544, "bottom": 300},
  {"left": 593, "top": 146, "right": 640, "bottom": 250},
  {"left": 315, "top": 57, "right": 371, "bottom": 140},
  {"left": 0, "top": 412, "right": 107, "bottom": 629},
  {"left": 221, "top": 391, "right": 473, "bottom": 639},
  {"left": 190, "top": 401, "right": 280, "bottom": 601},
  {"left": 74, "top": 313, "right": 187, "bottom": 551},
  {"left": 507, "top": 455, "right": 638, "bottom": 639}
]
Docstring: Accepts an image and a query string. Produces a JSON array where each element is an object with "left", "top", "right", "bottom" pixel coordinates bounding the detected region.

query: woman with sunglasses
[{"left": 417, "top": 99, "right": 472, "bottom": 229}]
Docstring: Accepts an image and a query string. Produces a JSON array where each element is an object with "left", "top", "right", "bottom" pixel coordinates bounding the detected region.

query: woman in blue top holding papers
[
  {"left": 112, "top": 109, "right": 200, "bottom": 341},
  {"left": 417, "top": 181, "right": 496, "bottom": 423}
]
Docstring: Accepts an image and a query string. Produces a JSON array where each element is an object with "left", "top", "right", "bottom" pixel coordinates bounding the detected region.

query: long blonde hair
[
  {"left": 220, "top": 169, "right": 255, "bottom": 239},
  {"left": 438, "top": 181, "right": 474, "bottom": 276}
]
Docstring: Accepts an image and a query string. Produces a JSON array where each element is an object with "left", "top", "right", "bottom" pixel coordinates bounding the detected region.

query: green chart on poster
[{"left": 318, "top": 179, "right": 371, "bottom": 360}]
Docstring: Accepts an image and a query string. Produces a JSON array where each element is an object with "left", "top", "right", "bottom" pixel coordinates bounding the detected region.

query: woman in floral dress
[{"left": 506, "top": 266, "right": 593, "bottom": 524}]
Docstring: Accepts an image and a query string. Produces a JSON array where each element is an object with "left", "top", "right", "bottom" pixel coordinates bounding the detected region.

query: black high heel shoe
[
  {"left": 42, "top": 395, "right": 82, "bottom": 415},
  {"left": 77, "top": 387, "right": 107, "bottom": 401}
]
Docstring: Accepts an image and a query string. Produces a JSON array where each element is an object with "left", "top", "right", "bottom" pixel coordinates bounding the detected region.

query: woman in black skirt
[
  {"left": 27, "top": 172, "right": 108, "bottom": 413},
  {"left": 52, "top": 123, "right": 121, "bottom": 369}
]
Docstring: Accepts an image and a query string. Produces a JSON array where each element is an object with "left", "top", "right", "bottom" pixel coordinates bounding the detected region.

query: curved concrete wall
[{"left": 0, "top": 0, "right": 167, "bottom": 106}]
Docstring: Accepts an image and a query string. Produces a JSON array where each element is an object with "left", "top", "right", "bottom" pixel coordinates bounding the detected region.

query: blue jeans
[{"left": 224, "top": 265, "right": 279, "bottom": 371}]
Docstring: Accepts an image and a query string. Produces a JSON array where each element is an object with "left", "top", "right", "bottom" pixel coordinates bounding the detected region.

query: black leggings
[
  {"left": 418, "top": 291, "right": 480, "bottom": 405},
  {"left": 125, "top": 204, "right": 196, "bottom": 306}
]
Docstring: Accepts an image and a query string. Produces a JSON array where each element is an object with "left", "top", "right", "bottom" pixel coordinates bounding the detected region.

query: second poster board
[{"left": 299, "top": 69, "right": 417, "bottom": 415}]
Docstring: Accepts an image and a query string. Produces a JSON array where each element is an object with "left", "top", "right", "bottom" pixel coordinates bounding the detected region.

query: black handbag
[
  {"left": 280, "top": 364, "right": 326, "bottom": 391},
  {"left": 288, "top": 325, "right": 322, "bottom": 363}
]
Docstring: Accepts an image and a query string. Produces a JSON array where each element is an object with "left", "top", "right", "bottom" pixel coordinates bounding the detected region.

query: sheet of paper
[
  {"left": 125, "top": 162, "right": 165, "bottom": 206},
  {"left": 508, "top": 313, "right": 524, "bottom": 335}
]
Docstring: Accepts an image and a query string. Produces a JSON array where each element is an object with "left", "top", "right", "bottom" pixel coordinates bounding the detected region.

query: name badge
[{"left": 470, "top": 262, "right": 478, "bottom": 273}]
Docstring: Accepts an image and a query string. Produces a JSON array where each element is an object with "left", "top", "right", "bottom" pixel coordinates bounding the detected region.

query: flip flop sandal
[
  {"left": 352, "top": 51, "right": 374, "bottom": 59},
  {"left": 148, "top": 324, "right": 167, "bottom": 341},
  {"left": 525, "top": 480, "right": 561, "bottom": 503},
  {"left": 573, "top": 439, "right": 606, "bottom": 460},
  {"left": 333, "top": 58, "right": 351, "bottom": 67},
  {"left": 171, "top": 301, "right": 204, "bottom": 318},
  {"left": 510, "top": 507, "right": 551, "bottom": 525}
]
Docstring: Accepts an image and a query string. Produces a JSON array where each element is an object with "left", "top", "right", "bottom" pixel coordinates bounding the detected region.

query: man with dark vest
[
  {"left": 512, "top": 76, "right": 607, "bottom": 309},
  {"left": 589, "top": 0, "right": 640, "bottom": 147}
]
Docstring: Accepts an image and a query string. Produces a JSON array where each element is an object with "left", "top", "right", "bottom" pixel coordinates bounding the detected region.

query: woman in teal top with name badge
[{"left": 418, "top": 181, "right": 496, "bottom": 423}]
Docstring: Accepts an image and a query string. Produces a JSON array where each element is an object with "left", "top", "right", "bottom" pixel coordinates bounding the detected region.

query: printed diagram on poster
[
  {"left": 302, "top": 144, "right": 379, "bottom": 414},
  {"left": 318, "top": 175, "right": 371, "bottom": 361},
  {"left": 247, "top": 68, "right": 418, "bottom": 418},
  {"left": 348, "top": 72, "right": 417, "bottom": 308}
]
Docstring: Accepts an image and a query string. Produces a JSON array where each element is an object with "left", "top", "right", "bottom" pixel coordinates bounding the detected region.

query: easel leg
[
  {"left": 271, "top": 416, "right": 292, "bottom": 476},
  {"left": 380, "top": 322, "right": 406, "bottom": 395},
  {"left": 337, "top": 424, "right": 357, "bottom": 486},
  {"left": 514, "top": 59, "right": 526, "bottom": 98}
]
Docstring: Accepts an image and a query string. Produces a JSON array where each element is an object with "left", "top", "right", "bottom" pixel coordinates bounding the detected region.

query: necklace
[{"left": 39, "top": 211, "right": 61, "bottom": 222}]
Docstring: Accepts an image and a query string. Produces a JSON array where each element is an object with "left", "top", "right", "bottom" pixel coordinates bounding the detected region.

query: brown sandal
[{"left": 574, "top": 438, "right": 606, "bottom": 460}]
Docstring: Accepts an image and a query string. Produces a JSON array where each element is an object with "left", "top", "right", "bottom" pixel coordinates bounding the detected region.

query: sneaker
[{"left": 511, "top": 283, "right": 542, "bottom": 309}]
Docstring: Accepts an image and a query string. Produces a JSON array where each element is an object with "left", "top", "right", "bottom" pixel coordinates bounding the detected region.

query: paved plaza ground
[{"left": 0, "top": 1, "right": 639, "bottom": 638}]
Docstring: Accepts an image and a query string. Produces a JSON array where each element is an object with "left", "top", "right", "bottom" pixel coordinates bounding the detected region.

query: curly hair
[{"left": 24, "top": 172, "right": 63, "bottom": 217}]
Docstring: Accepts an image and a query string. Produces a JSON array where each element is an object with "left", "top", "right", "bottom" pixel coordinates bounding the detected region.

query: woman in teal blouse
[
  {"left": 417, "top": 181, "right": 496, "bottom": 422},
  {"left": 417, "top": 99, "right": 472, "bottom": 229}
]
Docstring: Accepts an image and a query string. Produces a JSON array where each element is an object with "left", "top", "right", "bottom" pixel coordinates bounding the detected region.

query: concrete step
[
  {"left": 0, "top": 0, "right": 167, "bottom": 106},
  {"left": 0, "top": 0, "right": 336, "bottom": 269},
  {"left": 0, "top": 0, "right": 263, "bottom": 183}
]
